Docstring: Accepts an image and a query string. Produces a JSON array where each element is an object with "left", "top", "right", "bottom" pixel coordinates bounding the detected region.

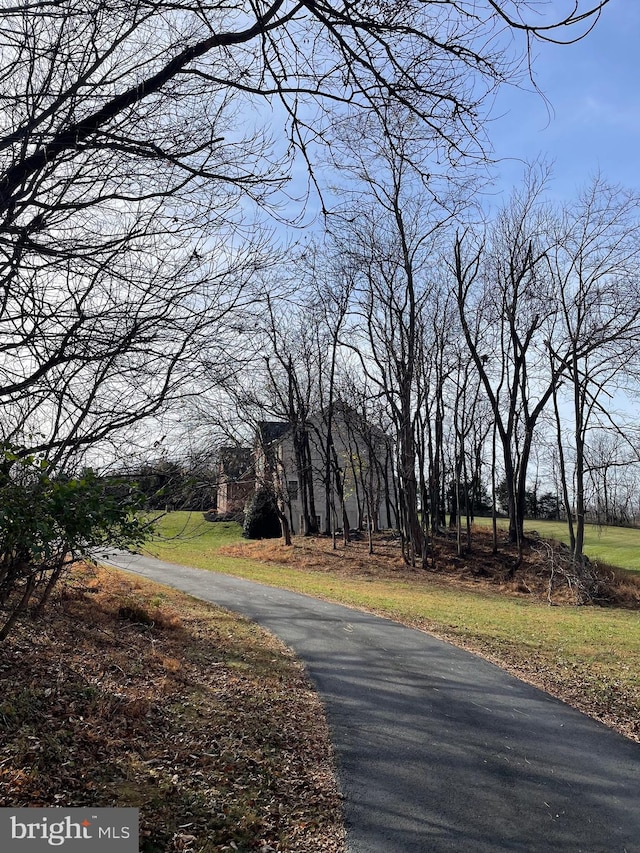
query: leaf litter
[{"left": 0, "top": 564, "right": 345, "bottom": 852}]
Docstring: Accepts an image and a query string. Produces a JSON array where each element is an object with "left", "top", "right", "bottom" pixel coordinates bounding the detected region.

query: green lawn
[
  {"left": 474, "top": 516, "right": 640, "bottom": 573},
  {"left": 148, "top": 511, "right": 242, "bottom": 553},
  {"left": 143, "top": 512, "right": 640, "bottom": 740}
]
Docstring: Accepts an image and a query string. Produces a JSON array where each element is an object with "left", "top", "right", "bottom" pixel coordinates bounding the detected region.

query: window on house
[
  {"left": 287, "top": 480, "right": 299, "bottom": 501},
  {"left": 300, "top": 514, "right": 322, "bottom": 532}
]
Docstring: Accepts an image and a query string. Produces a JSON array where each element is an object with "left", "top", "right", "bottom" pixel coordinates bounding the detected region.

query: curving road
[{"left": 100, "top": 551, "right": 639, "bottom": 853}]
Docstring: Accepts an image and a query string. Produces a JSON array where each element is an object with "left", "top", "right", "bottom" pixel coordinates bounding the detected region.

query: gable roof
[
  {"left": 257, "top": 421, "right": 290, "bottom": 447},
  {"left": 218, "top": 446, "right": 253, "bottom": 479}
]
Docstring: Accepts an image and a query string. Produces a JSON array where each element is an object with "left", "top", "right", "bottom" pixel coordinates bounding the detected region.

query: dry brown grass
[{"left": 221, "top": 527, "right": 640, "bottom": 608}]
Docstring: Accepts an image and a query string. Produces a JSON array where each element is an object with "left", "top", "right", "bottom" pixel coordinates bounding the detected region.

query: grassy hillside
[
  {"left": 149, "top": 511, "right": 640, "bottom": 574},
  {"left": 474, "top": 516, "right": 640, "bottom": 573},
  {"left": 145, "top": 512, "right": 640, "bottom": 742}
]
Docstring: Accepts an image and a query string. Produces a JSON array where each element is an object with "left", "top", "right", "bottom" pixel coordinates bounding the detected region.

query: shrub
[
  {"left": 242, "top": 488, "right": 281, "bottom": 540},
  {"left": 203, "top": 509, "right": 244, "bottom": 524},
  {"left": 0, "top": 445, "right": 149, "bottom": 640}
]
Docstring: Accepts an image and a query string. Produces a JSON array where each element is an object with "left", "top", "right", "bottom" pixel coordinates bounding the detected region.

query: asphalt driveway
[{"left": 100, "top": 551, "right": 639, "bottom": 853}]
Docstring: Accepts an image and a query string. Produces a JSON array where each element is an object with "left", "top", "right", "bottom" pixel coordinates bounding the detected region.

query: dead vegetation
[
  {"left": 221, "top": 527, "right": 640, "bottom": 609},
  {"left": 0, "top": 564, "right": 345, "bottom": 853}
]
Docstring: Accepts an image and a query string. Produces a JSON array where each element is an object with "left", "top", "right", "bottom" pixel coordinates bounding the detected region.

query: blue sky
[
  {"left": 282, "top": 3, "right": 638, "bottom": 228},
  {"left": 489, "top": 3, "right": 640, "bottom": 200}
]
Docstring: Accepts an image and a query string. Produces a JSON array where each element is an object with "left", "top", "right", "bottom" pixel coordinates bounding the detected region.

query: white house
[{"left": 256, "top": 405, "right": 397, "bottom": 535}]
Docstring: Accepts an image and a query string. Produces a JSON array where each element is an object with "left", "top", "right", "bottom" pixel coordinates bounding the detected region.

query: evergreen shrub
[{"left": 242, "top": 488, "right": 281, "bottom": 539}]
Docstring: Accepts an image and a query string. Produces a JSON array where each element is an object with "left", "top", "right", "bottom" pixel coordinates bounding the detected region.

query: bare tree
[
  {"left": 415, "top": 284, "right": 465, "bottom": 538},
  {"left": 546, "top": 176, "right": 640, "bottom": 565},
  {"left": 0, "top": 0, "right": 615, "bottom": 629},
  {"left": 585, "top": 431, "right": 640, "bottom": 527},
  {"left": 0, "top": 1, "right": 609, "bottom": 468},
  {"left": 454, "top": 164, "right": 561, "bottom": 557},
  {"left": 330, "top": 120, "right": 462, "bottom": 565},
  {"left": 298, "top": 246, "right": 357, "bottom": 538}
]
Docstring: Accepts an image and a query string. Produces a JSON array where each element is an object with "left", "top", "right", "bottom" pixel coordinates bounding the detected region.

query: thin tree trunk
[{"left": 0, "top": 573, "right": 38, "bottom": 642}]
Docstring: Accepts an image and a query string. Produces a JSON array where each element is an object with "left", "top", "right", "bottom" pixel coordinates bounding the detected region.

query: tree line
[
  {"left": 193, "top": 160, "right": 640, "bottom": 592},
  {"left": 0, "top": 0, "right": 612, "bottom": 633}
]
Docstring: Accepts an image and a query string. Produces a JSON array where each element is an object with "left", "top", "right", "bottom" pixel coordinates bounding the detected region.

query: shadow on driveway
[{"left": 100, "top": 552, "right": 639, "bottom": 853}]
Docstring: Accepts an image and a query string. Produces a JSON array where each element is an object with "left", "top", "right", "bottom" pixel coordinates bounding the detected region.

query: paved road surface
[{"left": 100, "top": 551, "right": 639, "bottom": 853}]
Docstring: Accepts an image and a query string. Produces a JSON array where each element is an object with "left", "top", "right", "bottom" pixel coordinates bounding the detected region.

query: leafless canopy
[{"left": 0, "top": 0, "right": 608, "bottom": 464}]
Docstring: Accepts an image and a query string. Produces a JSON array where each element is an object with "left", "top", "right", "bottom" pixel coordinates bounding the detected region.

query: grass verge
[
  {"left": 147, "top": 513, "right": 640, "bottom": 743},
  {"left": 0, "top": 561, "right": 344, "bottom": 853}
]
